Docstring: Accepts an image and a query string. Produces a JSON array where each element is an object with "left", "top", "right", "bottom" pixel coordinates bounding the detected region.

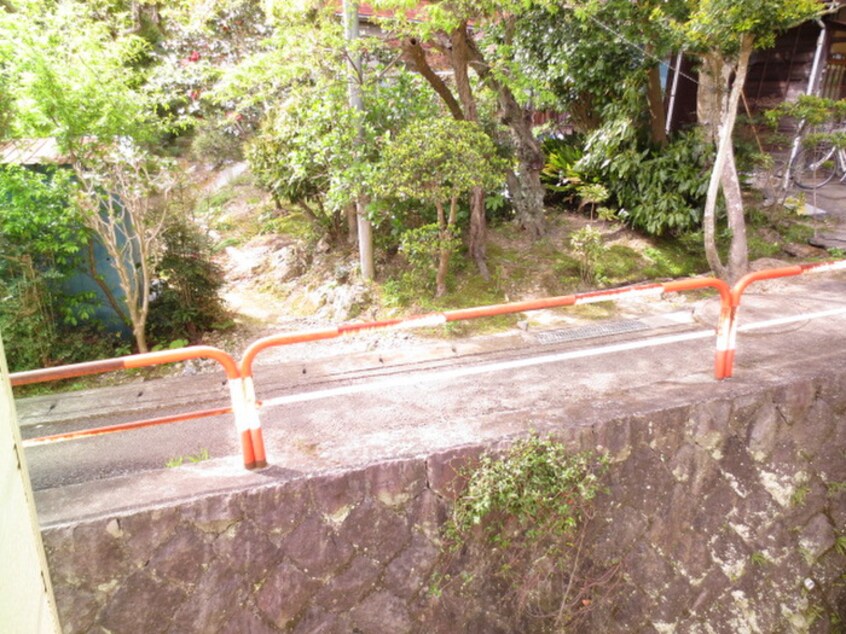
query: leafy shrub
[
  {"left": 431, "top": 435, "right": 611, "bottom": 630},
  {"left": 0, "top": 165, "right": 109, "bottom": 370},
  {"left": 147, "top": 215, "right": 226, "bottom": 344},
  {"left": 540, "top": 135, "right": 585, "bottom": 200},
  {"left": 398, "top": 223, "right": 462, "bottom": 293},
  {"left": 570, "top": 226, "right": 606, "bottom": 285},
  {"left": 577, "top": 124, "right": 712, "bottom": 235},
  {"left": 191, "top": 120, "right": 245, "bottom": 165}
]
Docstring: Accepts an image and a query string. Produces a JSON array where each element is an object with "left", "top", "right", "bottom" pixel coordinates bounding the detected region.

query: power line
[{"left": 582, "top": 11, "right": 700, "bottom": 86}]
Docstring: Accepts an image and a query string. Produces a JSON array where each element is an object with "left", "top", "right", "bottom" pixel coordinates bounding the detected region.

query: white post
[
  {"left": 0, "top": 333, "right": 62, "bottom": 633},
  {"left": 343, "top": 0, "right": 375, "bottom": 280}
]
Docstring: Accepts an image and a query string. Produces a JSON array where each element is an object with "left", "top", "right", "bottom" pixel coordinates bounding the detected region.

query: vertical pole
[
  {"left": 343, "top": 0, "right": 375, "bottom": 280},
  {"left": 0, "top": 333, "right": 62, "bottom": 633},
  {"left": 228, "top": 378, "right": 257, "bottom": 470}
]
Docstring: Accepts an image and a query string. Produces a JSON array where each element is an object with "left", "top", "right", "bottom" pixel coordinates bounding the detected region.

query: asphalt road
[{"left": 18, "top": 275, "right": 846, "bottom": 496}]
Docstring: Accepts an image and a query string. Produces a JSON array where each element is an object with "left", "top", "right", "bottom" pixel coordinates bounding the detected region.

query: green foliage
[
  {"left": 0, "top": 165, "right": 104, "bottom": 370},
  {"left": 682, "top": 0, "right": 821, "bottom": 54},
  {"left": 570, "top": 226, "right": 606, "bottom": 285},
  {"left": 1, "top": 1, "right": 158, "bottom": 147},
  {"left": 504, "top": 1, "right": 681, "bottom": 124},
  {"left": 398, "top": 223, "right": 461, "bottom": 292},
  {"left": 578, "top": 126, "right": 712, "bottom": 235},
  {"left": 147, "top": 214, "right": 226, "bottom": 345},
  {"left": 374, "top": 118, "right": 506, "bottom": 205},
  {"left": 165, "top": 447, "right": 210, "bottom": 468},
  {"left": 434, "top": 435, "right": 610, "bottom": 629},
  {"left": 541, "top": 136, "right": 585, "bottom": 197}
]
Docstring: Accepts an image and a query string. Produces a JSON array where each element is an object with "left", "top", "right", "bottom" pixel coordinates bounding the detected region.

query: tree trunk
[
  {"left": 450, "top": 24, "right": 489, "bottom": 279},
  {"left": 402, "top": 38, "right": 464, "bottom": 121},
  {"left": 343, "top": 0, "right": 374, "bottom": 281},
  {"left": 435, "top": 200, "right": 449, "bottom": 297},
  {"left": 357, "top": 195, "right": 375, "bottom": 280},
  {"left": 646, "top": 53, "right": 668, "bottom": 146},
  {"left": 86, "top": 239, "right": 130, "bottom": 326},
  {"left": 698, "top": 35, "right": 754, "bottom": 284},
  {"left": 466, "top": 38, "right": 545, "bottom": 238},
  {"left": 345, "top": 203, "right": 357, "bottom": 246}
]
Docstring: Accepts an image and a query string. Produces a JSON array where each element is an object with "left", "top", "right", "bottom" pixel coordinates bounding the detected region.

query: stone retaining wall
[{"left": 43, "top": 371, "right": 846, "bottom": 632}]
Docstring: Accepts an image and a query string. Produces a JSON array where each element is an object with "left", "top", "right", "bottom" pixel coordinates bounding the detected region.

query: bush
[
  {"left": 576, "top": 125, "right": 712, "bottom": 235},
  {"left": 431, "top": 435, "right": 612, "bottom": 631},
  {"left": 147, "top": 215, "right": 226, "bottom": 344}
]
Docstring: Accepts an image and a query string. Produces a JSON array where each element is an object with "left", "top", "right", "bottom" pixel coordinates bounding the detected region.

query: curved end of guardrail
[
  {"left": 723, "top": 259, "right": 846, "bottom": 378},
  {"left": 660, "top": 277, "right": 732, "bottom": 380}
]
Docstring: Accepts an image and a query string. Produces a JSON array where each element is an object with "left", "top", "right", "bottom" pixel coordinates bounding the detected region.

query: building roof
[{"left": 0, "top": 138, "right": 69, "bottom": 165}]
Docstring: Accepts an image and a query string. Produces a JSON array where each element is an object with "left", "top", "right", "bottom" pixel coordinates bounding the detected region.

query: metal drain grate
[{"left": 534, "top": 319, "right": 650, "bottom": 345}]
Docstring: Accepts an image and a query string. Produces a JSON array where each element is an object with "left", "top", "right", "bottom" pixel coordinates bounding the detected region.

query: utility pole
[{"left": 343, "top": 0, "right": 375, "bottom": 280}]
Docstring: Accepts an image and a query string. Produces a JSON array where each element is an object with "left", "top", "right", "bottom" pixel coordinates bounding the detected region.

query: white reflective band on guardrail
[
  {"left": 228, "top": 378, "right": 250, "bottom": 433},
  {"left": 574, "top": 286, "right": 664, "bottom": 305},
  {"left": 243, "top": 377, "right": 262, "bottom": 430},
  {"left": 809, "top": 261, "right": 846, "bottom": 274}
]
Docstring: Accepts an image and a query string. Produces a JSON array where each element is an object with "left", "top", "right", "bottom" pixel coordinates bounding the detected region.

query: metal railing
[{"left": 10, "top": 260, "right": 846, "bottom": 470}]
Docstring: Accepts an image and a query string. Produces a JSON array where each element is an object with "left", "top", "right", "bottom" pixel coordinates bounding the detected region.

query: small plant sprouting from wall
[
  {"left": 165, "top": 447, "right": 210, "bottom": 468},
  {"left": 430, "top": 435, "right": 616, "bottom": 631}
]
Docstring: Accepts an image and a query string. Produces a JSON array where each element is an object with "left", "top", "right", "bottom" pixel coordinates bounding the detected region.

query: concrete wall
[
  {"left": 42, "top": 368, "right": 846, "bottom": 632},
  {"left": 0, "top": 333, "right": 61, "bottom": 634}
]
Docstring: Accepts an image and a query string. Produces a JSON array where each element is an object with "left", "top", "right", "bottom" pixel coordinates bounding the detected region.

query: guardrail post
[
  {"left": 227, "top": 378, "right": 257, "bottom": 470},
  {"left": 243, "top": 377, "right": 267, "bottom": 469}
]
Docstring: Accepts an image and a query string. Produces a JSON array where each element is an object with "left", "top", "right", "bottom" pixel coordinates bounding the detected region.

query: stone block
[
  {"left": 283, "top": 516, "right": 354, "bottom": 577},
  {"left": 120, "top": 506, "right": 181, "bottom": 568},
  {"left": 97, "top": 571, "right": 186, "bottom": 633},
  {"left": 772, "top": 379, "right": 816, "bottom": 425},
  {"left": 244, "top": 478, "right": 313, "bottom": 541},
  {"left": 52, "top": 583, "right": 99, "bottom": 634},
  {"left": 314, "top": 555, "right": 381, "bottom": 612},
  {"left": 745, "top": 400, "right": 779, "bottom": 462},
  {"left": 169, "top": 559, "right": 246, "bottom": 632},
  {"left": 686, "top": 398, "right": 732, "bottom": 455},
  {"left": 256, "top": 561, "right": 317, "bottom": 630},
  {"left": 291, "top": 605, "right": 350, "bottom": 634},
  {"left": 363, "top": 458, "right": 427, "bottom": 508},
  {"left": 219, "top": 609, "right": 280, "bottom": 634},
  {"left": 383, "top": 531, "right": 440, "bottom": 600},
  {"left": 183, "top": 492, "right": 243, "bottom": 534},
  {"left": 340, "top": 499, "right": 410, "bottom": 563},
  {"left": 408, "top": 489, "right": 448, "bottom": 540},
  {"left": 798, "top": 513, "right": 836, "bottom": 563},
  {"left": 310, "top": 468, "right": 366, "bottom": 519},
  {"left": 213, "top": 518, "right": 280, "bottom": 579},
  {"left": 148, "top": 524, "right": 213, "bottom": 588},
  {"left": 350, "top": 590, "right": 413, "bottom": 634},
  {"left": 425, "top": 444, "right": 485, "bottom": 500}
]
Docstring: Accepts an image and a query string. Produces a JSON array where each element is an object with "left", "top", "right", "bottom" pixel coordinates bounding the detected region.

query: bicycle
[{"left": 790, "top": 127, "right": 846, "bottom": 190}]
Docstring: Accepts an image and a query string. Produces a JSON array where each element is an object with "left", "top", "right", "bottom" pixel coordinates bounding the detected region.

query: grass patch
[
  {"left": 166, "top": 447, "right": 211, "bottom": 468},
  {"left": 259, "top": 209, "right": 314, "bottom": 241}
]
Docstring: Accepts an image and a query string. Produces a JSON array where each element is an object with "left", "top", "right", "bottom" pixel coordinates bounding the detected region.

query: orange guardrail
[
  {"left": 239, "top": 277, "right": 733, "bottom": 469},
  {"left": 723, "top": 259, "right": 846, "bottom": 378},
  {"left": 10, "top": 261, "right": 846, "bottom": 471},
  {"left": 12, "top": 346, "right": 266, "bottom": 470}
]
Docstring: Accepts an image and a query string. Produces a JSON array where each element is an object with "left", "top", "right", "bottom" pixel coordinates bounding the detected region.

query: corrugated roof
[{"left": 0, "top": 138, "right": 68, "bottom": 165}]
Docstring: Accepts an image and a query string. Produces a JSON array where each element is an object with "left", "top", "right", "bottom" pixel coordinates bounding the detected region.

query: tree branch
[{"left": 402, "top": 38, "right": 465, "bottom": 120}]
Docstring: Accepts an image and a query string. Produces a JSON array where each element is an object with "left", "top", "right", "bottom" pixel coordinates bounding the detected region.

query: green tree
[
  {"left": 374, "top": 0, "right": 549, "bottom": 250},
  {"left": 72, "top": 142, "right": 173, "bottom": 354},
  {"left": 0, "top": 1, "right": 155, "bottom": 147},
  {"left": 678, "top": 0, "right": 821, "bottom": 282},
  {"left": 0, "top": 165, "right": 90, "bottom": 370},
  {"left": 374, "top": 118, "right": 506, "bottom": 296}
]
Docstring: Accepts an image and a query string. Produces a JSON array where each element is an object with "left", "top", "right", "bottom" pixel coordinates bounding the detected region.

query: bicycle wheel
[{"left": 792, "top": 144, "right": 837, "bottom": 189}]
